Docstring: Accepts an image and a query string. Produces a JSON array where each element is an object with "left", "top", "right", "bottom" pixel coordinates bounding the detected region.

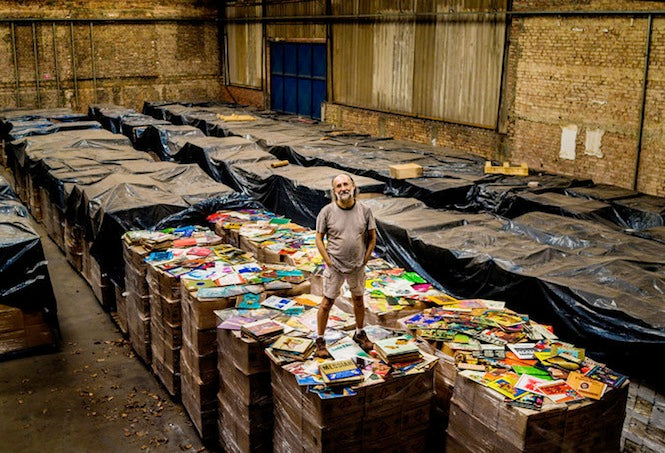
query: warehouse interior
[{"left": 1, "top": 1, "right": 665, "bottom": 452}]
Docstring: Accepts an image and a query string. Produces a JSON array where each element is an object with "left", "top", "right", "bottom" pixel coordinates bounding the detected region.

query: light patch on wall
[
  {"left": 585, "top": 129, "right": 604, "bottom": 158},
  {"left": 560, "top": 125, "right": 578, "bottom": 160}
]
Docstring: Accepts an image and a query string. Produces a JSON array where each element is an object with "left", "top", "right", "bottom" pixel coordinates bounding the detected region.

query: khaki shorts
[{"left": 322, "top": 265, "right": 365, "bottom": 299}]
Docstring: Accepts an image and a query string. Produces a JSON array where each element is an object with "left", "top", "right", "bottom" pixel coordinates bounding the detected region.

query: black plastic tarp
[
  {"left": 0, "top": 108, "right": 88, "bottom": 139},
  {"left": 139, "top": 100, "right": 665, "bottom": 387},
  {"left": 174, "top": 136, "right": 274, "bottom": 188},
  {"left": 612, "top": 194, "right": 665, "bottom": 230},
  {"left": 362, "top": 196, "right": 665, "bottom": 386},
  {"left": 119, "top": 115, "right": 171, "bottom": 146},
  {"left": 137, "top": 124, "right": 205, "bottom": 160},
  {"left": 7, "top": 121, "right": 102, "bottom": 142},
  {"left": 0, "top": 178, "right": 60, "bottom": 349},
  {"left": 228, "top": 161, "right": 385, "bottom": 228},
  {"left": 87, "top": 104, "right": 137, "bottom": 134},
  {"left": 506, "top": 212, "right": 665, "bottom": 265},
  {"left": 364, "top": 196, "right": 501, "bottom": 289}
]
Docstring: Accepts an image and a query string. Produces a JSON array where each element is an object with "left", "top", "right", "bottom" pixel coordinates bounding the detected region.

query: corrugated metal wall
[
  {"left": 266, "top": 0, "right": 326, "bottom": 39},
  {"left": 224, "top": 0, "right": 506, "bottom": 128},
  {"left": 332, "top": 0, "right": 506, "bottom": 128},
  {"left": 226, "top": 4, "right": 263, "bottom": 88}
]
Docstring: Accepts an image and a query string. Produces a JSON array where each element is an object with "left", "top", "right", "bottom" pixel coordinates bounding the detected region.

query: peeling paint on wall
[
  {"left": 560, "top": 124, "right": 578, "bottom": 160},
  {"left": 585, "top": 129, "right": 604, "bottom": 158}
]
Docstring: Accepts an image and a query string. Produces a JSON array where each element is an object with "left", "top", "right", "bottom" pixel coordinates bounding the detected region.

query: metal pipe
[
  {"left": 496, "top": 0, "right": 512, "bottom": 134},
  {"left": 52, "top": 22, "right": 62, "bottom": 107},
  {"left": 70, "top": 22, "right": 79, "bottom": 108},
  {"left": 219, "top": 10, "right": 665, "bottom": 24},
  {"left": 634, "top": 14, "right": 653, "bottom": 191},
  {"left": 32, "top": 22, "right": 41, "bottom": 108},
  {"left": 0, "top": 17, "right": 216, "bottom": 24},
  {"left": 10, "top": 22, "right": 21, "bottom": 107},
  {"left": 261, "top": 0, "right": 267, "bottom": 96},
  {"left": 325, "top": 0, "right": 332, "bottom": 111},
  {"left": 89, "top": 22, "right": 97, "bottom": 103}
]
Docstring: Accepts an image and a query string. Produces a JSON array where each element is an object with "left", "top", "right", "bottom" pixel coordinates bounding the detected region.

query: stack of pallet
[
  {"left": 148, "top": 264, "right": 183, "bottom": 397},
  {"left": 271, "top": 363, "right": 434, "bottom": 452},
  {"left": 64, "top": 218, "right": 84, "bottom": 273},
  {"left": 445, "top": 371, "right": 628, "bottom": 452},
  {"left": 180, "top": 285, "right": 237, "bottom": 443},
  {"left": 216, "top": 324, "right": 273, "bottom": 453},
  {"left": 122, "top": 240, "right": 152, "bottom": 364}
]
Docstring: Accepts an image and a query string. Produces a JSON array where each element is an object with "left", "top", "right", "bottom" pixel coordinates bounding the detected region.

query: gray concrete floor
[{"left": 0, "top": 169, "right": 210, "bottom": 452}]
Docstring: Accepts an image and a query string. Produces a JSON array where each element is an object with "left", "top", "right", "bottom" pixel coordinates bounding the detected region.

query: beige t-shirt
[{"left": 316, "top": 201, "right": 376, "bottom": 274}]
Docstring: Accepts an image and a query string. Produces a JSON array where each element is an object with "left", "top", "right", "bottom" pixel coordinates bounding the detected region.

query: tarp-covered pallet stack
[{"left": 0, "top": 174, "right": 60, "bottom": 357}]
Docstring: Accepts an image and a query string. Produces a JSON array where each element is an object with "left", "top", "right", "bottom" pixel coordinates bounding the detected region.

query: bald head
[{"left": 331, "top": 173, "right": 357, "bottom": 206}]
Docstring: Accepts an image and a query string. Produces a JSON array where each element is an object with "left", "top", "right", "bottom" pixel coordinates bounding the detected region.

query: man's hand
[{"left": 315, "top": 231, "right": 333, "bottom": 269}]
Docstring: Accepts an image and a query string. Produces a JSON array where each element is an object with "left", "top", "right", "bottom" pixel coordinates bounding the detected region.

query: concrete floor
[{"left": 0, "top": 183, "right": 210, "bottom": 452}]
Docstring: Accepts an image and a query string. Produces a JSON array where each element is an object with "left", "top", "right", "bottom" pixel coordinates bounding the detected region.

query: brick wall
[
  {"left": 323, "top": 103, "right": 501, "bottom": 160},
  {"left": 219, "top": 85, "right": 265, "bottom": 109},
  {"left": 506, "top": 2, "right": 665, "bottom": 196},
  {"left": 0, "top": 1, "right": 224, "bottom": 112}
]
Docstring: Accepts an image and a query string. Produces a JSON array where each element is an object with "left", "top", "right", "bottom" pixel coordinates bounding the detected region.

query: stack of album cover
[
  {"left": 240, "top": 318, "right": 283, "bottom": 343},
  {"left": 374, "top": 335, "right": 423, "bottom": 364},
  {"left": 318, "top": 359, "right": 364, "bottom": 387},
  {"left": 269, "top": 335, "right": 315, "bottom": 362}
]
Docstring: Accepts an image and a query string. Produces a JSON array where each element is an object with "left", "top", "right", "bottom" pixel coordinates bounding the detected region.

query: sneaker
[
  {"left": 353, "top": 330, "right": 374, "bottom": 353},
  {"left": 314, "top": 337, "right": 332, "bottom": 359}
]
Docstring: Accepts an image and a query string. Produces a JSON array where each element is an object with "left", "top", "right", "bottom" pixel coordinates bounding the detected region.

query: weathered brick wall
[
  {"left": 323, "top": 103, "right": 501, "bottom": 160},
  {"left": 0, "top": 1, "right": 224, "bottom": 112},
  {"left": 507, "top": 1, "right": 665, "bottom": 196},
  {"left": 219, "top": 85, "right": 264, "bottom": 109}
]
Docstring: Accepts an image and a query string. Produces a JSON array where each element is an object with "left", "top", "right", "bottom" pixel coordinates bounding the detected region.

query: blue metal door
[{"left": 270, "top": 42, "right": 326, "bottom": 120}]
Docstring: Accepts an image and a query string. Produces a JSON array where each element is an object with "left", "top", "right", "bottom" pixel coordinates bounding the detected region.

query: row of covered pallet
[
  {"left": 86, "top": 101, "right": 665, "bottom": 392},
  {"left": 0, "top": 104, "right": 641, "bottom": 451},
  {"left": 138, "top": 100, "right": 665, "bottom": 232}
]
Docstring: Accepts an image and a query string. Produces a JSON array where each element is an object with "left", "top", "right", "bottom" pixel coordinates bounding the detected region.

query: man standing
[{"left": 314, "top": 173, "right": 376, "bottom": 358}]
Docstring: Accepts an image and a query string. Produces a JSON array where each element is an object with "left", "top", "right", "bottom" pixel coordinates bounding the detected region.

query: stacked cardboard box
[
  {"left": 64, "top": 218, "right": 84, "bottom": 273},
  {"left": 39, "top": 187, "right": 65, "bottom": 251},
  {"left": 0, "top": 304, "right": 56, "bottom": 355},
  {"left": 271, "top": 362, "right": 433, "bottom": 452},
  {"left": 148, "top": 265, "right": 183, "bottom": 397},
  {"left": 82, "top": 239, "right": 115, "bottom": 310},
  {"left": 180, "top": 285, "right": 236, "bottom": 443},
  {"left": 216, "top": 325, "right": 273, "bottom": 453},
  {"left": 445, "top": 372, "right": 628, "bottom": 453},
  {"left": 123, "top": 241, "right": 152, "bottom": 364}
]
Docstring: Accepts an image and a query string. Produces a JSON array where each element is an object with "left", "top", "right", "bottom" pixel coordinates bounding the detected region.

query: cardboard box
[
  {"left": 0, "top": 305, "right": 24, "bottom": 333},
  {"left": 389, "top": 163, "right": 423, "bottom": 179}
]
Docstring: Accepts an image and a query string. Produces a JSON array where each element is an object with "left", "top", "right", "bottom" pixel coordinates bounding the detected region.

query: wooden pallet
[{"left": 484, "top": 161, "right": 529, "bottom": 176}]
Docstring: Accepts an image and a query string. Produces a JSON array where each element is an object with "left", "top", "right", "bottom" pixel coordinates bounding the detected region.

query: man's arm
[
  {"left": 316, "top": 231, "right": 333, "bottom": 268},
  {"left": 363, "top": 228, "right": 376, "bottom": 266}
]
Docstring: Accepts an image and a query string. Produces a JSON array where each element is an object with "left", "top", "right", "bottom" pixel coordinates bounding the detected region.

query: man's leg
[
  {"left": 351, "top": 293, "right": 365, "bottom": 331},
  {"left": 348, "top": 268, "right": 373, "bottom": 352},
  {"left": 317, "top": 296, "right": 335, "bottom": 337}
]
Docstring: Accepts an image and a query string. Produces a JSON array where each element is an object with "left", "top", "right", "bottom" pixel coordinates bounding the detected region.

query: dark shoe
[
  {"left": 353, "top": 330, "right": 374, "bottom": 353},
  {"left": 314, "top": 337, "right": 332, "bottom": 359}
]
